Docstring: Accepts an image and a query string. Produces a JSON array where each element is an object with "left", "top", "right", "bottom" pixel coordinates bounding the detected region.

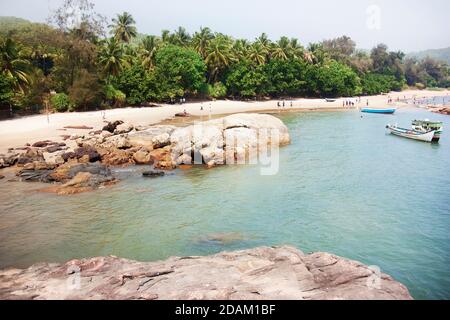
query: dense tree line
[{"left": 0, "top": 0, "right": 448, "bottom": 114}]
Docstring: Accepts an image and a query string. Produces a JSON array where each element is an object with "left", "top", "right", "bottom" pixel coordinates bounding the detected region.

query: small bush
[
  {"left": 415, "top": 83, "right": 426, "bottom": 90},
  {"left": 209, "top": 82, "right": 227, "bottom": 99},
  {"left": 51, "top": 93, "right": 72, "bottom": 112}
]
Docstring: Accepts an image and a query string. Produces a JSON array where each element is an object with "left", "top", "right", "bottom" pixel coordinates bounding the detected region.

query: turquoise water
[{"left": 0, "top": 108, "right": 449, "bottom": 299}]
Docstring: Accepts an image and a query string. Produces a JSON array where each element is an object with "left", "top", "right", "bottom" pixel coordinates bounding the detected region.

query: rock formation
[
  {"left": 0, "top": 246, "right": 412, "bottom": 300},
  {"left": 0, "top": 113, "right": 291, "bottom": 194}
]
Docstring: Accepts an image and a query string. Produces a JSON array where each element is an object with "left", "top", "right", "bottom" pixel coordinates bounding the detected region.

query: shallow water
[{"left": 0, "top": 107, "right": 449, "bottom": 299}]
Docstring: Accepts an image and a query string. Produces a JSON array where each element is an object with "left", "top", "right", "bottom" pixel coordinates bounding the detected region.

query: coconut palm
[
  {"left": 256, "top": 33, "right": 271, "bottom": 49},
  {"left": 192, "top": 27, "right": 214, "bottom": 58},
  {"left": 0, "top": 38, "right": 31, "bottom": 92},
  {"left": 289, "top": 38, "right": 304, "bottom": 60},
  {"left": 98, "top": 37, "right": 128, "bottom": 78},
  {"left": 248, "top": 42, "right": 268, "bottom": 65},
  {"left": 161, "top": 30, "right": 172, "bottom": 44},
  {"left": 110, "top": 12, "right": 137, "bottom": 43},
  {"left": 173, "top": 27, "right": 191, "bottom": 46},
  {"left": 139, "top": 35, "right": 160, "bottom": 69},
  {"left": 231, "top": 39, "right": 250, "bottom": 60},
  {"left": 205, "top": 35, "right": 234, "bottom": 83},
  {"left": 271, "top": 37, "right": 290, "bottom": 61}
]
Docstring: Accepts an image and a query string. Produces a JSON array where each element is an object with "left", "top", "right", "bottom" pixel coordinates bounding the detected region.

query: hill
[{"left": 407, "top": 47, "right": 450, "bottom": 64}]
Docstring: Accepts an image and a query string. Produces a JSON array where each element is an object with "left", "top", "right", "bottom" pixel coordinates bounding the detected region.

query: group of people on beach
[{"left": 277, "top": 100, "right": 293, "bottom": 108}]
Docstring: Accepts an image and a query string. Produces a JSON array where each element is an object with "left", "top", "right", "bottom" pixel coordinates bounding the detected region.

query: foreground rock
[{"left": 0, "top": 246, "right": 411, "bottom": 300}]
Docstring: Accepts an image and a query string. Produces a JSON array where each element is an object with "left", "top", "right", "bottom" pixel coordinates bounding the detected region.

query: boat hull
[
  {"left": 362, "top": 108, "right": 396, "bottom": 114},
  {"left": 386, "top": 125, "right": 435, "bottom": 142}
]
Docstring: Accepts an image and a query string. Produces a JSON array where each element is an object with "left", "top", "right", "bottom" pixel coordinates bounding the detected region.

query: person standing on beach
[{"left": 366, "top": 99, "right": 369, "bottom": 106}]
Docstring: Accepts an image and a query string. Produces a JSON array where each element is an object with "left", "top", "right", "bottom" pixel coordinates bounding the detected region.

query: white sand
[{"left": 0, "top": 89, "right": 448, "bottom": 153}]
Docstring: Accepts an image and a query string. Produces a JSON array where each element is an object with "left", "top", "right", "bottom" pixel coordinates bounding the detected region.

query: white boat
[
  {"left": 386, "top": 124, "right": 436, "bottom": 142},
  {"left": 411, "top": 119, "right": 443, "bottom": 142}
]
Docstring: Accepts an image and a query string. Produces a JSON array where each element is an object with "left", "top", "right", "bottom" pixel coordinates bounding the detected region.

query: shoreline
[{"left": 0, "top": 89, "right": 448, "bottom": 154}]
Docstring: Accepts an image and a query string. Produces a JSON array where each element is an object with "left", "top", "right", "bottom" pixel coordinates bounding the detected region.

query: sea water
[{"left": 0, "top": 107, "right": 449, "bottom": 299}]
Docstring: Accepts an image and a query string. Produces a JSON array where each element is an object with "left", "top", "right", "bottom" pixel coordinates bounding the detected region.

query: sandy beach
[{"left": 0, "top": 89, "right": 448, "bottom": 153}]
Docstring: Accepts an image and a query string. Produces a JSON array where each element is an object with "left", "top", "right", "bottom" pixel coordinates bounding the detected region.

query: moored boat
[
  {"left": 361, "top": 108, "right": 396, "bottom": 114},
  {"left": 325, "top": 98, "right": 336, "bottom": 102},
  {"left": 386, "top": 124, "right": 435, "bottom": 142},
  {"left": 411, "top": 119, "right": 443, "bottom": 141}
]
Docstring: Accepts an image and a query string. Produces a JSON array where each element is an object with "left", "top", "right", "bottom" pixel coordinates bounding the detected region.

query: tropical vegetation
[{"left": 0, "top": 1, "right": 448, "bottom": 114}]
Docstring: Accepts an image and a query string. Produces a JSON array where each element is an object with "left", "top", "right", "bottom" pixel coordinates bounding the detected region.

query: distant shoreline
[{"left": 0, "top": 89, "right": 448, "bottom": 154}]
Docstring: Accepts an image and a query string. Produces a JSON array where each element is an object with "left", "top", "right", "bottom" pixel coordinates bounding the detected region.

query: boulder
[
  {"left": 200, "top": 146, "right": 224, "bottom": 165},
  {"left": 43, "top": 151, "right": 66, "bottom": 166},
  {"left": 175, "top": 154, "right": 192, "bottom": 165},
  {"left": 128, "top": 126, "right": 176, "bottom": 150},
  {"left": 149, "top": 146, "right": 176, "bottom": 170},
  {"left": 114, "top": 122, "right": 134, "bottom": 135},
  {"left": 101, "top": 148, "right": 134, "bottom": 166},
  {"left": 0, "top": 246, "right": 413, "bottom": 300},
  {"left": 142, "top": 170, "right": 165, "bottom": 178},
  {"left": 74, "top": 146, "right": 101, "bottom": 162},
  {"left": 132, "top": 149, "right": 153, "bottom": 165},
  {"left": 102, "top": 120, "right": 123, "bottom": 133},
  {"left": 17, "top": 149, "right": 44, "bottom": 166},
  {"left": 104, "top": 135, "right": 131, "bottom": 149},
  {"left": 32, "top": 140, "right": 52, "bottom": 148},
  {"left": 221, "top": 113, "right": 291, "bottom": 145},
  {"left": 49, "top": 162, "right": 112, "bottom": 183},
  {"left": 0, "top": 174, "right": 4, "bottom": 180}
]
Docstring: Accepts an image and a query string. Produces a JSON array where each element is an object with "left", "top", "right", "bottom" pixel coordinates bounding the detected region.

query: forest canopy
[{"left": 0, "top": 0, "right": 448, "bottom": 114}]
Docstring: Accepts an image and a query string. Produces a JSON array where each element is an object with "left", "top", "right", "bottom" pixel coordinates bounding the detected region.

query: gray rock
[
  {"left": 142, "top": 170, "right": 165, "bottom": 178},
  {"left": 0, "top": 246, "right": 412, "bottom": 300},
  {"left": 114, "top": 122, "right": 134, "bottom": 135}
]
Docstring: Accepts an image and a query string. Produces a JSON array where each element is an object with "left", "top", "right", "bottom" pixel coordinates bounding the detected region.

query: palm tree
[
  {"left": 98, "top": 38, "right": 128, "bottom": 78},
  {"left": 110, "top": 12, "right": 137, "bottom": 43},
  {"left": 271, "top": 37, "right": 290, "bottom": 61},
  {"left": 289, "top": 38, "right": 304, "bottom": 60},
  {"left": 192, "top": 27, "right": 214, "bottom": 58},
  {"left": 231, "top": 39, "right": 250, "bottom": 60},
  {"left": 173, "top": 27, "right": 191, "bottom": 46},
  {"left": 256, "top": 33, "right": 271, "bottom": 49},
  {"left": 0, "top": 38, "right": 31, "bottom": 92},
  {"left": 139, "top": 35, "right": 160, "bottom": 69},
  {"left": 161, "top": 30, "right": 171, "bottom": 43},
  {"left": 248, "top": 42, "right": 268, "bottom": 65},
  {"left": 205, "top": 35, "right": 233, "bottom": 83}
]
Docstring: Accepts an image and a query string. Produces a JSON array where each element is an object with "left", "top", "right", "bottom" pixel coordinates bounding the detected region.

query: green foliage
[
  {"left": 308, "top": 60, "right": 362, "bottom": 97},
  {"left": 153, "top": 45, "right": 206, "bottom": 100},
  {"left": 111, "top": 64, "right": 155, "bottom": 105},
  {"left": 225, "top": 61, "right": 267, "bottom": 98},
  {"left": 361, "top": 73, "right": 403, "bottom": 95},
  {"left": 263, "top": 59, "right": 307, "bottom": 96},
  {"left": 0, "top": 72, "right": 14, "bottom": 106},
  {"left": 68, "top": 69, "right": 102, "bottom": 110},
  {"left": 1, "top": 6, "right": 449, "bottom": 115},
  {"left": 51, "top": 92, "right": 72, "bottom": 112},
  {"left": 202, "top": 82, "right": 227, "bottom": 99}
]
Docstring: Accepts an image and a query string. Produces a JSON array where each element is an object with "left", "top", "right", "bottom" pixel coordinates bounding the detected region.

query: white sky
[{"left": 0, "top": 0, "right": 449, "bottom": 52}]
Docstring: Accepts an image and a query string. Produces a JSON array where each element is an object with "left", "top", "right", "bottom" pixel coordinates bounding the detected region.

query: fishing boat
[
  {"left": 411, "top": 119, "right": 443, "bottom": 142},
  {"left": 325, "top": 98, "right": 336, "bottom": 102},
  {"left": 361, "top": 108, "right": 396, "bottom": 114},
  {"left": 386, "top": 124, "right": 435, "bottom": 142}
]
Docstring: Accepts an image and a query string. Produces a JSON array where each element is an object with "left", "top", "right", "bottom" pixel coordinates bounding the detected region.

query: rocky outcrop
[
  {"left": 431, "top": 107, "right": 450, "bottom": 115},
  {"left": 1, "top": 113, "right": 291, "bottom": 193},
  {"left": 0, "top": 246, "right": 412, "bottom": 300}
]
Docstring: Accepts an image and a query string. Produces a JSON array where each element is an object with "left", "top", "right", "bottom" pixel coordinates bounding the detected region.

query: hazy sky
[{"left": 0, "top": 0, "right": 449, "bottom": 52}]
